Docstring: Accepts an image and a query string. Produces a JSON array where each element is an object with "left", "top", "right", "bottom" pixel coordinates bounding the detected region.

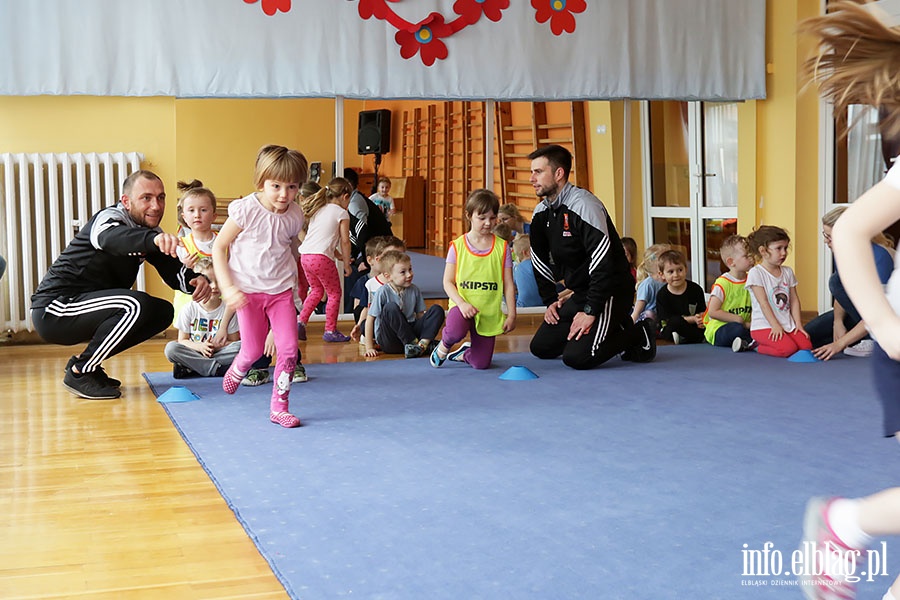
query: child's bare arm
[
  {"left": 790, "top": 287, "right": 808, "bottom": 337},
  {"left": 706, "top": 295, "right": 744, "bottom": 324},
  {"left": 364, "top": 314, "right": 379, "bottom": 357},
  {"left": 503, "top": 265, "right": 517, "bottom": 333},
  {"left": 749, "top": 285, "right": 784, "bottom": 339}
]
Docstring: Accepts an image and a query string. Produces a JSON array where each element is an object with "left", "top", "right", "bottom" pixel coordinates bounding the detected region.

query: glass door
[{"left": 641, "top": 101, "right": 739, "bottom": 291}]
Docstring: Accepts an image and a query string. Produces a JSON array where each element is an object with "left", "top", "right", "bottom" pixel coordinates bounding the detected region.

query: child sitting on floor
[
  {"left": 165, "top": 258, "right": 241, "bottom": 378},
  {"left": 349, "top": 235, "right": 406, "bottom": 342},
  {"left": 745, "top": 225, "right": 812, "bottom": 358},
  {"left": 703, "top": 234, "right": 756, "bottom": 351},
  {"left": 512, "top": 234, "right": 542, "bottom": 308},
  {"left": 656, "top": 249, "right": 707, "bottom": 344},
  {"left": 631, "top": 243, "right": 670, "bottom": 323},
  {"left": 365, "top": 251, "right": 445, "bottom": 358}
]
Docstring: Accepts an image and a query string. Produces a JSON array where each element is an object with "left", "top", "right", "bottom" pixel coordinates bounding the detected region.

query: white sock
[{"left": 829, "top": 498, "right": 874, "bottom": 550}]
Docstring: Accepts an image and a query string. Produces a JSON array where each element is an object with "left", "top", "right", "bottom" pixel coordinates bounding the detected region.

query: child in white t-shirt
[
  {"left": 369, "top": 176, "right": 395, "bottom": 222},
  {"left": 744, "top": 225, "right": 812, "bottom": 358},
  {"left": 164, "top": 258, "right": 240, "bottom": 378}
]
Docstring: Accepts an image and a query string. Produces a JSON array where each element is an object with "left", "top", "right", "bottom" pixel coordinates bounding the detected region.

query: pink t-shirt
[
  {"left": 226, "top": 193, "right": 304, "bottom": 294},
  {"left": 298, "top": 203, "right": 349, "bottom": 257}
]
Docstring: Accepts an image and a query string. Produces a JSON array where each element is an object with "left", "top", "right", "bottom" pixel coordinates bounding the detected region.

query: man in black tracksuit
[
  {"left": 31, "top": 170, "right": 211, "bottom": 399},
  {"left": 527, "top": 145, "right": 656, "bottom": 370}
]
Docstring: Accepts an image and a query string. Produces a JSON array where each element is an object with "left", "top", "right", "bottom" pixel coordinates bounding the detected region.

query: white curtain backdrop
[{"left": 0, "top": 0, "right": 765, "bottom": 100}]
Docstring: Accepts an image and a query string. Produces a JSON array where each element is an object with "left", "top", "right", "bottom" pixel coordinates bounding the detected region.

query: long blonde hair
[
  {"left": 802, "top": 0, "right": 900, "bottom": 138},
  {"left": 301, "top": 177, "right": 352, "bottom": 219}
]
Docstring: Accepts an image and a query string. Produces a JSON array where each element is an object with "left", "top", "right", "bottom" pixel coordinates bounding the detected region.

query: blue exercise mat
[{"left": 143, "top": 346, "right": 898, "bottom": 599}]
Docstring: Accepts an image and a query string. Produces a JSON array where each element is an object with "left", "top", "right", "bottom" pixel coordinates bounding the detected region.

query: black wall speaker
[{"left": 358, "top": 109, "right": 391, "bottom": 155}]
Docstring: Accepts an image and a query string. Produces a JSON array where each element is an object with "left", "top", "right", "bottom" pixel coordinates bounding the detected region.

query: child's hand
[
  {"left": 263, "top": 331, "right": 276, "bottom": 357},
  {"left": 797, "top": 326, "right": 810, "bottom": 339},
  {"left": 364, "top": 347, "right": 379, "bottom": 358},
  {"left": 768, "top": 324, "right": 785, "bottom": 341},
  {"left": 198, "top": 340, "right": 215, "bottom": 358},
  {"left": 221, "top": 285, "right": 247, "bottom": 310},
  {"left": 503, "top": 314, "right": 517, "bottom": 334},
  {"left": 350, "top": 323, "right": 361, "bottom": 341},
  {"left": 343, "top": 264, "right": 353, "bottom": 277},
  {"left": 182, "top": 253, "right": 199, "bottom": 269},
  {"left": 459, "top": 302, "right": 479, "bottom": 319},
  {"left": 211, "top": 328, "right": 228, "bottom": 349}
]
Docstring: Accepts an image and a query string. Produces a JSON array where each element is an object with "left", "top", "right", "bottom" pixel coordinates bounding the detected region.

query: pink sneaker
[
  {"left": 323, "top": 330, "right": 350, "bottom": 343},
  {"left": 222, "top": 367, "right": 243, "bottom": 395},
  {"left": 798, "top": 497, "right": 859, "bottom": 600}
]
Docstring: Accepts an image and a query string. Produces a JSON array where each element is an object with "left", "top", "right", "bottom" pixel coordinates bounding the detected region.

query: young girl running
[
  {"left": 798, "top": 5, "right": 900, "bottom": 598},
  {"left": 745, "top": 225, "right": 812, "bottom": 358},
  {"left": 213, "top": 144, "right": 307, "bottom": 428},
  {"left": 430, "top": 189, "right": 516, "bottom": 370},
  {"left": 172, "top": 180, "right": 219, "bottom": 326},
  {"left": 297, "top": 178, "right": 352, "bottom": 343}
]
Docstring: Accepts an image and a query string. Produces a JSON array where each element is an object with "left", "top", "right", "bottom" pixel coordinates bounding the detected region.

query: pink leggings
[
  {"left": 298, "top": 254, "right": 342, "bottom": 331},
  {"left": 751, "top": 328, "right": 813, "bottom": 358},
  {"left": 233, "top": 290, "right": 297, "bottom": 405}
]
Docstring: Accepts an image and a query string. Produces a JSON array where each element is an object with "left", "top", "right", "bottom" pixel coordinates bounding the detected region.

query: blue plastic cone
[
  {"left": 499, "top": 365, "right": 539, "bottom": 381},
  {"left": 787, "top": 349, "right": 819, "bottom": 363},
  {"left": 157, "top": 385, "right": 201, "bottom": 403}
]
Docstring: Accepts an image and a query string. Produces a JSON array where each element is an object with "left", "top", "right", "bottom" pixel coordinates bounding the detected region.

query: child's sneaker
[
  {"left": 447, "top": 342, "right": 471, "bottom": 363},
  {"left": 173, "top": 363, "right": 198, "bottom": 379},
  {"left": 798, "top": 497, "right": 859, "bottom": 600},
  {"left": 672, "top": 332, "right": 683, "bottom": 345},
  {"left": 241, "top": 369, "right": 271, "bottom": 387},
  {"left": 430, "top": 343, "right": 448, "bottom": 368},
  {"left": 292, "top": 363, "right": 308, "bottom": 383},
  {"left": 297, "top": 321, "right": 307, "bottom": 341},
  {"left": 404, "top": 342, "right": 424, "bottom": 358},
  {"left": 323, "top": 330, "right": 351, "bottom": 343},
  {"left": 732, "top": 337, "right": 759, "bottom": 353}
]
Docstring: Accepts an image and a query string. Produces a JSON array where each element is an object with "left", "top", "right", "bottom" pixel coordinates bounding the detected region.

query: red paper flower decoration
[
  {"left": 531, "top": 0, "right": 586, "bottom": 36},
  {"left": 395, "top": 13, "right": 453, "bottom": 67},
  {"left": 358, "top": 0, "right": 397, "bottom": 21},
  {"left": 241, "top": 0, "right": 581, "bottom": 65},
  {"left": 243, "top": 0, "right": 291, "bottom": 17},
  {"left": 354, "top": 0, "right": 508, "bottom": 65},
  {"left": 453, "top": 0, "right": 510, "bottom": 25}
]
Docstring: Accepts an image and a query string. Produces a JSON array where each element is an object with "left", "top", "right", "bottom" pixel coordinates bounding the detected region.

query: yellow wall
[
  {"left": 754, "top": 0, "right": 821, "bottom": 305},
  {"left": 0, "top": 95, "right": 368, "bottom": 301}
]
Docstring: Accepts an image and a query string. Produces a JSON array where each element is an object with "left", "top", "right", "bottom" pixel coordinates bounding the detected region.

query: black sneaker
[
  {"left": 63, "top": 366, "right": 121, "bottom": 400},
  {"left": 65, "top": 356, "right": 121, "bottom": 387},
  {"left": 623, "top": 318, "right": 657, "bottom": 363},
  {"left": 173, "top": 363, "right": 199, "bottom": 379}
]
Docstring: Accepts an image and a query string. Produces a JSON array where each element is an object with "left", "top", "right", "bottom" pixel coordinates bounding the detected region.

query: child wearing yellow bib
[{"left": 430, "top": 189, "right": 516, "bottom": 369}]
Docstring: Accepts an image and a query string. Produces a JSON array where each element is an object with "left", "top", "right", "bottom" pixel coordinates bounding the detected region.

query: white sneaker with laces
[{"left": 844, "top": 339, "right": 875, "bottom": 357}]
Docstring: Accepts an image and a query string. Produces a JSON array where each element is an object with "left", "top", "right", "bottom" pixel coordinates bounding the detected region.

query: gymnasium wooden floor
[{"left": 1, "top": 317, "right": 540, "bottom": 599}]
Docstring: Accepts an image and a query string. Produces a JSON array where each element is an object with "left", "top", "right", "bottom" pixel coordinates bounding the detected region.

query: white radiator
[{"left": 0, "top": 152, "right": 144, "bottom": 333}]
